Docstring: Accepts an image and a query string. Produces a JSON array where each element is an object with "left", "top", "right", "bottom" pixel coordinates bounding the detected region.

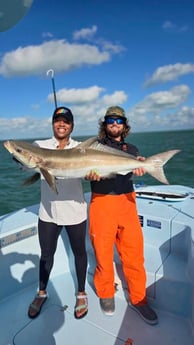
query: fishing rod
[{"left": 46, "top": 69, "right": 57, "bottom": 109}]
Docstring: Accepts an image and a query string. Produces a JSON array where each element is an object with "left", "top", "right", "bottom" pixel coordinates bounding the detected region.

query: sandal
[
  {"left": 74, "top": 293, "right": 88, "bottom": 319},
  {"left": 28, "top": 293, "right": 48, "bottom": 319}
]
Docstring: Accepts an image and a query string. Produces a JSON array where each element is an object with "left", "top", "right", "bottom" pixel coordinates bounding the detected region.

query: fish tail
[{"left": 145, "top": 149, "right": 180, "bottom": 184}]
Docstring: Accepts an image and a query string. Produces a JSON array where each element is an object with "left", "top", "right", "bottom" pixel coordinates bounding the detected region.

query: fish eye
[{"left": 16, "top": 148, "right": 22, "bottom": 153}]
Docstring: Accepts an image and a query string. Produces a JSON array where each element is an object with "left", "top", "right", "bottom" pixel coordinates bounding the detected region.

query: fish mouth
[{"left": 3, "top": 141, "right": 14, "bottom": 154}]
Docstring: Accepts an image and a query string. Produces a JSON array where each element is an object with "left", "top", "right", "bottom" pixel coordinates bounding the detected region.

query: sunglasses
[{"left": 105, "top": 117, "right": 126, "bottom": 125}]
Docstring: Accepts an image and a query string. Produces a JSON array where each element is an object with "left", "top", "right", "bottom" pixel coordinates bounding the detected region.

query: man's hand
[
  {"left": 85, "top": 170, "right": 101, "bottom": 181},
  {"left": 133, "top": 156, "right": 146, "bottom": 176}
]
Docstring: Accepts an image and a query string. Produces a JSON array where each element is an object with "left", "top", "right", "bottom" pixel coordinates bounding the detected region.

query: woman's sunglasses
[{"left": 105, "top": 117, "right": 126, "bottom": 125}]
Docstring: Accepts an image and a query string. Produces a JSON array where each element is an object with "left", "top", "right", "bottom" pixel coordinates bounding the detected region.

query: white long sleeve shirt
[{"left": 34, "top": 137, "right": 87, "bottom": 225}]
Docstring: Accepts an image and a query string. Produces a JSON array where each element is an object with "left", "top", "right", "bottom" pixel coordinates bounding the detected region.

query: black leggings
[{"left": 38, "top": 218, "right": 87, "bottom": 292}]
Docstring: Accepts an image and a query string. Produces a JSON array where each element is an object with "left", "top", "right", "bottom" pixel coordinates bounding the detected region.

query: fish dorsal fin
[
  {"left": 76, "top": 137, "right": 134, "bottom": 159},
  {"left": 89, "top": 140, "right": 136, "bottom": 159},
  {"left": 74, "top": 137, "right": 135, "bottom": 159},
  {"left": 76, "top": 137, "right": 99, "bottom": 152},
  {"left": 74, "top": 137, "right": 136, "bottom": 159}
]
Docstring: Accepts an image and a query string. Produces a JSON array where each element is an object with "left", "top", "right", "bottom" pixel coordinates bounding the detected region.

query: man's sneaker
[
  {"left": 130, "top": 303, "right": 158, "bottom": 325},
  {"left": 100, "top": 297, "right": 115, "bottom": 316}
]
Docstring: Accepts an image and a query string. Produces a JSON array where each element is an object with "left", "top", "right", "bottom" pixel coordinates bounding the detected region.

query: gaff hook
[{"left": 46, "top": 69, "right": 57, "bottom": 109}]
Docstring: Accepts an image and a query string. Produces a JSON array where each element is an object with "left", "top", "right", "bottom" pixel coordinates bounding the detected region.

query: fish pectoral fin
[
  {"left": 40, "top": 168, "right": 58, "bottom": 193},
  {"left": 22, "top": 172, "right": 40, "bottom": 186}
]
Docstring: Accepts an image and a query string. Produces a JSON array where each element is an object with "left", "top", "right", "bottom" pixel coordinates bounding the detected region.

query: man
[
  {"left": 88, "top": 106, "right": 158, "bottom": 325},
  {"left": 28, "top": 107, "right": 88, "bottom": 320}
]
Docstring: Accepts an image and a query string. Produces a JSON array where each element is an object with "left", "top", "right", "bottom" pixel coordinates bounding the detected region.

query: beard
[{"left": 106, "top": 126, "right": 124, "bottom": 139}]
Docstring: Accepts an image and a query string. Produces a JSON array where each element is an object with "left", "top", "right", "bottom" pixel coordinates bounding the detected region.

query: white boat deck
[
  {"left": 1, "top": 274, "right": 193, "bottom": 345},
  {"left": 0, "top": 186, "right": 194, "bottom": 345}
]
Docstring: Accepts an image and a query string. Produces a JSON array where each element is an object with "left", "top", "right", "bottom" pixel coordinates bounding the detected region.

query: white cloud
[
  {"left": 0, "top": 116, "right": 52, "bottom": 140},
  {"left": 144, "top": 63, "right": 194, "bottom": 87},
  {"left": 129, "top": 85, "right": 192, "bottom": 130},
  {"left": 42, "top": 32, "right": 54, "bottom": 38},
  {"left": 0, "top": 84, "right": 193, "bottom": 139},
  {"left": 162, "top": 21, "right": 176, "bottom": 30},
  {"left": 0, "top": 87, "right": 128, "bottom": 139},
  {"left": 0, "top": 39, "right": 124, "bottom": 77},
  {"left": 102, "top": 91, "right": 127, "bottom": 106},
  {"left": 51, "top": 88, "right": 128, "bottom": 134},
  {"left": 72, "top": 26, "right": 125, "bottom": 54},
  {"left": 162, "top": 20, "right": 189, "bottom": 33},
  {"left": 174, "top": 106, "right": 194, "bottom": 125},
  {"left": 48, "top": 86, "right": 105, "bottom": 104},
  {"left": 133, "top": 85, "right": 190, "bottom": 114},
  {"left": 73, "top": 25, "right": 98, "bottom": 40}
]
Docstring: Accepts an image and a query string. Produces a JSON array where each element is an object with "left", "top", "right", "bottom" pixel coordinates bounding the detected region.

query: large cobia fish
[{"left": 4, "top": 137, "right": 180, "bottom": 193}]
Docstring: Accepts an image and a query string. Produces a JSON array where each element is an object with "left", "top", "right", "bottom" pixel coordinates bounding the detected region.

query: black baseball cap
[{"left": 52, "top": 107, "right": 74, "bottom": 123}]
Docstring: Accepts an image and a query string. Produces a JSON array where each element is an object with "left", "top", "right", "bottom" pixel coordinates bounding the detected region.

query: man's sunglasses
[{"left": 105, "top": 117, "right": 126, "bottom": 125}]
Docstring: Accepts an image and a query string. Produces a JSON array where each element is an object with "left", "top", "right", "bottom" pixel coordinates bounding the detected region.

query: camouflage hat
[{"left": 104, "top": 106, "right": 126, "bottom": 118}]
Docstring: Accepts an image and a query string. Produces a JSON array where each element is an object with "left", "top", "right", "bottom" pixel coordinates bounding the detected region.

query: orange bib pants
[{"left": 89, "top": 191, "right": 147, "bottom": 305}]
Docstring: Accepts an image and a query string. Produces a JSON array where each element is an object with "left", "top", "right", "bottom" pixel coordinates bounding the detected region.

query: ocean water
[{"left": 0, "top": 129, "right": 193, "bottom": 216}]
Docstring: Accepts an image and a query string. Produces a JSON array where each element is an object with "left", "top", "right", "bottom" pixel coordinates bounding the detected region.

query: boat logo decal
[{"left": 147, "top": 219, "right": 161, "bottom": 229}]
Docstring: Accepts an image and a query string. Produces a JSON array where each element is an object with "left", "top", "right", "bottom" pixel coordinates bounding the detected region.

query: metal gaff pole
[{"left": 46, "top": 69, "right": 57, "bottom": 109}]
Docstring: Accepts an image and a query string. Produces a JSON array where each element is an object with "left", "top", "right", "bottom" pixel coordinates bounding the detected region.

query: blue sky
[{"left": 0, "top": 0, "right": 194, "bottom": 139}]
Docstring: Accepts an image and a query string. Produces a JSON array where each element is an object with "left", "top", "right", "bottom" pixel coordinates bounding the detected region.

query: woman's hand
[{"left": 85, "top": 170, "right": 101, "bottom": 181}]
